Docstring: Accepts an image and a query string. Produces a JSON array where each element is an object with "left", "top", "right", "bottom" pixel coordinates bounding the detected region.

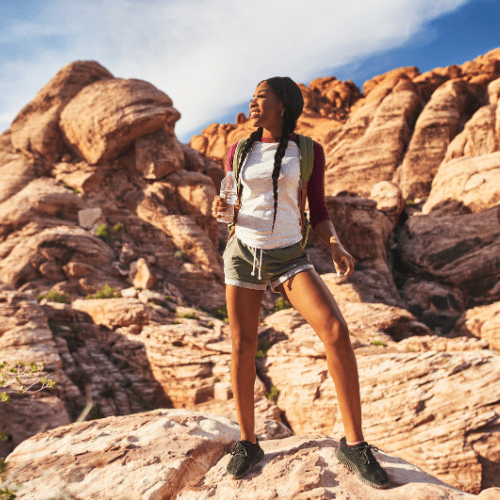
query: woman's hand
[
  {"left": 211, "top": 195, "right": 230, "bottom": 219},
  {"left": 331, "top": 243, "right": 355, "bottom": 277}
]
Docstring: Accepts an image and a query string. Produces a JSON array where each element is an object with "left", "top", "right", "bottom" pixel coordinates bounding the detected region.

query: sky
[{"left": 1, "top": 0, "right": 500, "bottom": 144}]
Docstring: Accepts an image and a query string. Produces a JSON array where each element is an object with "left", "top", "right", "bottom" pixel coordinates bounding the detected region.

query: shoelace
[
  {"left": 228, "top": 442, "right": 248, "bottom": 457},
  {"left": 358, "top": 444, "right": 383, "bottom": 465}
]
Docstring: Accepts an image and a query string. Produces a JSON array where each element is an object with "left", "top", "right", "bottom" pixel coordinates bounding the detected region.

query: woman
[{"left": 211, "top": 77, "right": 388, "bottom": 488}]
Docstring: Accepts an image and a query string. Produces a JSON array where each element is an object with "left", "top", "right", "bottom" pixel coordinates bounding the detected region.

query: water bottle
[{"left": 217, "top": 171, "right": 236, "bottom": 224}]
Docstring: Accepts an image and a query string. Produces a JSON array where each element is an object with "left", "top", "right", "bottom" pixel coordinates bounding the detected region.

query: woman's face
[{"left": 249, "top": 81, "right": 284, "bottom": 130}]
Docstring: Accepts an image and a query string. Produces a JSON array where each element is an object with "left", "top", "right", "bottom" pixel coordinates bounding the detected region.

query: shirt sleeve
[
  {"left": 308, "top": 141, "right": 331, "bottom": 229},
  {"left": 226, "top": 142, "right": 239, "bottom": 172}
]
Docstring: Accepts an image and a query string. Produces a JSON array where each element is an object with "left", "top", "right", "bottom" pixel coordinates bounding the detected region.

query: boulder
[
  {"left": 450, "top": 301, "right": 500, "bottom": 350},
  {"left": 0, "top": 226, "right": 114, "bottom": 289},
  {"left": 399, "top": 207, "right": 500, "bottom": 304},
  {"left": 370, "top": 181, "right": 405, "bottom": 226},
  {"left": 0, "top": 152, "right": 38, "bottom": 204},
  {"left": 59, "top": 78, "right": 180, "bottom": 164},
  {"left": 129, "top": 257, "right": 156, "bottom": 290},
  {"left": 52, "top": 160, "right": 106, "bottom": 193},
  {"left": 135, "top": 128, "right": 185, "bottom": 179},
  {"left": 394, "top": 79, "right": 480, "bottom": 200},
  {"left": 10, "top": 61, "right": 113, "bottom": 163},
  {"left": 0, "top": 177, "right": 87, "bottom": 237},
  {"left": 78, "top": 207, "right": 105, "bottom": 229},
  {"left": 258, "top": 349, "right": 500, "bottom": 493},
  {"left": 71, "top": 298, "right": 152, "bottom": 329},
  {"left": 178, "top": 434, "right": 481, "bottom": 500},
  {"left": 422, "top": 151, "right": 500, "bottom": 214},
  {"left": 2, "top": 410, "right": 240, "bottom": 500}
]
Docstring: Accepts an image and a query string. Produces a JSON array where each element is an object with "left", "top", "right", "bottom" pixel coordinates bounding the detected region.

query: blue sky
[{"left": 1, "top": 0, "right": 499, "bottom": 144}]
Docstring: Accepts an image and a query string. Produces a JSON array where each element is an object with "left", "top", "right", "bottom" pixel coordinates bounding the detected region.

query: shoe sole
[
  {"left": 335, "top": 449, "right": 389, "bottom": 489},
  {"left": 228, "top": 448, "right": 265, "bottom": 479}
]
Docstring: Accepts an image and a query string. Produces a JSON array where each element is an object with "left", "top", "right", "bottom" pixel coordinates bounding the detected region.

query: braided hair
[{"left": 236, "top": 77, "right": 304, "bottom": 233}]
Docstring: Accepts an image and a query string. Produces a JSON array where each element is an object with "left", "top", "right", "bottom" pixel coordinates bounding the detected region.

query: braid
[
  {"left": 235, "top": 127, "right": 263, "bottom": 192},
  {"left": 270, "top": 128, "right": 291, "bottom": 233}
]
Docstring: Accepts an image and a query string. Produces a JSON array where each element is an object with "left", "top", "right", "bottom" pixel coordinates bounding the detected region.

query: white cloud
[{"left": 0, "top": 0, "right": 471, "bottom": 141}]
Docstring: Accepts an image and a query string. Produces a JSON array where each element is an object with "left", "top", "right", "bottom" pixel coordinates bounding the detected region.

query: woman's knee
[
  {"left": 320, "top": 317, "right": 350, "bottom": 349},
  {"left": 231, "top": 333, "right": 258, "bottom": 357}
]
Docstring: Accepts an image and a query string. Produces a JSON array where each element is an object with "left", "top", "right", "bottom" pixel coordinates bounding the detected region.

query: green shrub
[
  {"left": 86, "top": 284, "right": 121, "bottom": 300},
  {"left": 255, "top": 339, "right": 274, "bottom": 359},
  {"left": 95, "top": 223, "right": 124, "bottom": 245},
  {"left": 37, "top": 290, "right": 71, "bottom": 304},
  {"left": 272, "top": 297, "right": 291, "bottom": 313},
  {"left": 266, "top": 386, "right": 280, "bottom": 403},
  {"left": 370, "top": 340, "right": 387, "bottom": 347},
  {"left": 174, "top": 249, "right": 188, "bottom": 261},
  {"left": 179, "top": 312, "right": 198, "bottom": 320},
  {"left": 211, "top": 305, "right": 228, "bottom": 322}
]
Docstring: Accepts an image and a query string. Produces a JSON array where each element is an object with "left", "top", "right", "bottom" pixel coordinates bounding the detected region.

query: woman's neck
[{"left": 261, "top": 127, "right": 282, "bottom": 142}]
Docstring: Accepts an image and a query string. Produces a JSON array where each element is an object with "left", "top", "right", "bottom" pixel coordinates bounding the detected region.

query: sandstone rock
[
  {"left": 39, "top": 300, "right": 76, "bottom": 323},
  {"left": 78, "top": 207, "right": 105, "bottom": 229},
  {"left": 0, "top": 177, "right": 87, "bottom": 237},
  {"left": 135, "top": 128, "right": 185, "bottom": 179},
  {"left": 129, "top": 257, "right": 156, "bottom": 289},
  {"left": 0, "top": 288, "right": 70, "bottom": 459},
  {"left": 180, "top": 142, "right": 206, "bottom": 172},
  {"left": 0, "top": 155, "right": 38, "bottom": 204},
  {"left": 142, "top": 322, "right": 236, "bottom": 408},
  {"left": 177, "top": 434, "right": 477, "bottom": 500},
  {"left": 52, "top": 160, "right": 106, "bottom": 193},
  {"left": 10, "top": 61, "right": 113, "bottom": 163},
  {"left": 0, "top": 226, "right": 114, "bottom": 289},
  {"left": 422, "top": 152, "right": 500, "bottom": 214},
  {"left": 119, "top": 243, "right": 139, "bottom": 264},
  {"left": 259, "top": 349, "right": 500, "bottom": 493},
  {"left": 137, "top": 290, "right": 166, "bottom": 305},
  {"left": 394, "top": 79, "right": 480, "bottom": 200},
  {"left": 487, "top": 76, "right": 500, "bottom": 104},
  {"left": 450, "top": 301, "right": 500, "bottom": 350},
  {"left": 370, "top": 181, "right": 405, "bottom": 226},
  {"left": 400, "top": 278, "right": 466, "bottom": 333},
  {"left": 120, "top": 286, "right": 138, "bottom": 298},
  {"left": 324, "top": 79, "right": 422, "bottom": 197},
  {"left": 394, "top": 335, "right": 488, "bottom": 352},
  {"left": 62, "top": 261, "right": 97, "bottom": 279},
  {"left": 444, "top": 104, "right": 499, "bottom": 163},
  {"left": 60, "top": 78, "right": 180, "bottom": 164},
  {"left": 170, "top": 262, "right": 226, "bottom": 311},
  {"left": 71, "top": 298, "right": 152, "bottom": 329},
  {"left": 2, "top": 410, "right": 240, "bottom": 500},
  {"left": 399, "top": 207, "right": 500, "bottom": 304}
]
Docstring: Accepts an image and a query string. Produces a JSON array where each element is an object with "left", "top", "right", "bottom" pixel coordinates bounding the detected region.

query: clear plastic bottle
[{"left": 217, "top": 171, "right": 236, "bottom": 224}]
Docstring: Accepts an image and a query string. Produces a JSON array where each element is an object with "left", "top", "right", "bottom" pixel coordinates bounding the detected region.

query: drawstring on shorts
[{"left": 251, "top": 247, "right": 263, "bottom": 280}]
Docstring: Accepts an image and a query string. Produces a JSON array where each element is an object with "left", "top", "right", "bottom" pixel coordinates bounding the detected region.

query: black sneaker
[
  {"left": 335, "top": 437, "right": 389, "bottom": 489},
  {"left": 227, "top": 438, "right": 264, "bottom": 479}
]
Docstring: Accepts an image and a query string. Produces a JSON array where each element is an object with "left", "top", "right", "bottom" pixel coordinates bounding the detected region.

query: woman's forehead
[{"left": 254, "top": 81, "right": 269, "bottom": 94}]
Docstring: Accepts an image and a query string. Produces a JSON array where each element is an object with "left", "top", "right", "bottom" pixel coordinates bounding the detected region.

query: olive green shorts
[{"left": 223, "top": 234, "right": 314, "bottom": 292}]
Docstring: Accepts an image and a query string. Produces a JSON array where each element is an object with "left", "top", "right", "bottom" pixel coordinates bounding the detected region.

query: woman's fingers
[{"left": 212, "top": 196, "right": 229, "bottom": 218}]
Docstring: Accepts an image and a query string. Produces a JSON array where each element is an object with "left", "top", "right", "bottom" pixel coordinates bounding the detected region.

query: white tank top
[{"left": 235, "top": 140, "right": 302, "bottom": 249}]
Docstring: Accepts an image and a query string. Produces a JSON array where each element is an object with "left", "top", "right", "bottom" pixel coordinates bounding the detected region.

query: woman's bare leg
[
  {"left": 226, "top": 284, "right": 265, "bottom": 444},
  {"left": 276, "top": 269, "right": 363, "bottom": 442}
]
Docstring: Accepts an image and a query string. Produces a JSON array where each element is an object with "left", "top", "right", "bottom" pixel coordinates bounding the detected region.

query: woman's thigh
[
  {"left": 275, "top": 269, "right": 347, "bottom": 343},
  {"left": 226, "top": 285, "right": 265, "bottom": 351}
]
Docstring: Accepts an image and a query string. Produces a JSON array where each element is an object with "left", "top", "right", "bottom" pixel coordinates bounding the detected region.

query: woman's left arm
[
  {"left": 307, "top": 141, "right": 355, "bottom": 277},
  {"left": 313, "top": 219, "right": 355, "bottom": 277}
]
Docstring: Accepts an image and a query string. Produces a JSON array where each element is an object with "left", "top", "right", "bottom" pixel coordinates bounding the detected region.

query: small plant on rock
[
  {"left": 266, "top": 386, "right": 280, "bottom": 403},
  {"left": 37, "top": 290, "right": 71, "bottom": 304},
  {"left": 86, "top": 284, "right": 121, "bottom": 300},
  {"left": 211, "top": 305, "right": 228, "bottom": 322},
  {"left": 272, "top": 297, "right": 291, "bottom": 313},
  {"left": 370, "top": 340, "right": 387, "bottom": 347},
  {"left": 255, "top": 340, "right": 274, "bottom": 360},
  {"left": 94, "top": 223, "right": 124, "bottom": 245}
]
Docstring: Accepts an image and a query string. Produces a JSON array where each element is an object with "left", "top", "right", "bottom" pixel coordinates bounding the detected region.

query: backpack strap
[
  {"left": 228, "top": 138, "right": 249, "bottom": 236},
  {"left": 297, "top": 134, "right": 314, "bottom": 247}
]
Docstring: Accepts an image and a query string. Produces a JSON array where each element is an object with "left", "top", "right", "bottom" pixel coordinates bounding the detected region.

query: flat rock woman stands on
[{"left": 211, "top": 77, "right": 389, "bottom": 489}]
